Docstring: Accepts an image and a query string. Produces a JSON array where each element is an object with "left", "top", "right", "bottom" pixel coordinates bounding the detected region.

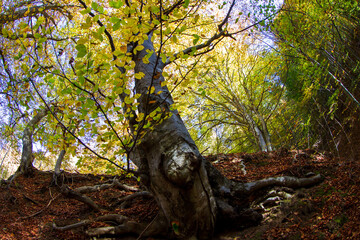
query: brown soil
[{"left": 0, "top": 149, "right": 359, "bottom": 239}]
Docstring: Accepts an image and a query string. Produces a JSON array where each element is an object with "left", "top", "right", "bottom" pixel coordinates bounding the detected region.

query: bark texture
[
  {"left": 131, "top": 34, "right": 217, "bottom": 239},
  {"left": 54, "top": 149, "right": 66, "bottom": 176},
  {"left": 18, "top": 108, "right": 48, "bottom": 176}
]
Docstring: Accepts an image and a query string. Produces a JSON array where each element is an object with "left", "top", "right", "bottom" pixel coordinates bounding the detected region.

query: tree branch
[
  {"left": 0, "top": 4, "right": 70, "bottom": 25},
  {"left": 28, "top": 78, "right": 132, "bottom": 173}
]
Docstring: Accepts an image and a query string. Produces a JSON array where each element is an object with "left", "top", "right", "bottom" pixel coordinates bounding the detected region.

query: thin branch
[
  {"left": 218, "top": 0, "right": 236, "bottom": 32},
  {"left": 28, "top": 78, "right": 132, "bottom": 173},
  {"left": 1, "top": 33, "right": 69, "bottom": 41},
  {"left": 78, "top": 0, "right": 116, "bottom": 54},
  {"left": 163, "top": 0, "right": 184, "bottom": 16}
]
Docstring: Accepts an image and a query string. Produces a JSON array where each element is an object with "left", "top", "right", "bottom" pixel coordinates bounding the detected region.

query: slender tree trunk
[
  {"left": 54, "top": 149, "right": 66, "bottom": 176},
  {"left": 54, "top": 128, "right": 75, "bottom": 179},
  {"left": 257, "top": 112, "right": 273, "bottom": 152},
  {"left": 132, "top": 34, "right": 216, "bottom": 239},
  {"left": 244, "top": 111, "right": 268, "bottom": 152},
  {"left": 18, "top": 108, "right": 48, "bottom": 176}
]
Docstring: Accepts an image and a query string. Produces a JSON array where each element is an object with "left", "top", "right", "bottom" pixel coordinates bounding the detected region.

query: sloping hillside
[{"left": 0, "top": 149, "right": 359, "bottom": 239}]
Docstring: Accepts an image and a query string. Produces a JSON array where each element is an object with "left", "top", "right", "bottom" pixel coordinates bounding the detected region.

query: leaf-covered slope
[{"left": 0, "top": 148, "right": 359, "bottom": 240}]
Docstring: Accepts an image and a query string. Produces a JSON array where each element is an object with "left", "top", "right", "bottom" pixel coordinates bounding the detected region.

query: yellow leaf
[
  {"left": 135, "top": 72, "right": 145, "bottom": 79},
  {"left": 136, "top": 112, "right": 144, "bottom": 122},
  {"left": 120, "top": 45, "right": 127, "bottom": 53},
  {"left": 150, "top": 86, "right": 155, "bottom": 94},
  {"left": 135, "top": 45, "right": 144, "bottom": 51}
]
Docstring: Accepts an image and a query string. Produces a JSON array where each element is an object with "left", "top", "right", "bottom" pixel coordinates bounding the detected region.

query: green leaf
[
  {"left": 110, "top": 16, "right": 120, "bottom": 24},
  {"left": 98, "top": 26, "right": 106, "bottom": 34},
  {"left": 61, "top": 88, "right": 72, "bottom": 95},
  {"left": 80, "top": 8, "right": 91, "bottom": 15},
  {"left": 193, "top": 34, "right": 200, "bottom": 45},
  {"left": 124, "top": 89, "right": 131, "bottom": 95},
  {"left": 91, "top": 2, "right": 99, "bottom": 10},
  {"left": 79, "top": 76, "right": 85, "bottom": 85},
  {"left": 93, "top": 14, "right": 100, "bottom": 22},
  {"left": 113, "top": 21, "right": 122, "bottom": 31},
  {"left": 76, "top": 44, "right": 87, "bottom": 58},
  {"left": 38, "top": 37, "right": 47, "bottom": 44},
  {"left": 135, "top": 72, "right": 145, "bottom": 79},
  {"left": 183, "top": 0, "right": 190, "bottom": 8},
  {"left": 77, "top": 38, "right": 87, "bottom": 44},
  {"left": 124, "top": 96, "right": 132, "bottom": 104},
  {"left": 109, "top": 0, "right": 124, "bottom": 9}
]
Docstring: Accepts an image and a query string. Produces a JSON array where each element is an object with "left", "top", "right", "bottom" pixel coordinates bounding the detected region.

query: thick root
[
  {"left": 53, "top": 212, "right": 167, "bottom": 239},
  {"left": 52, "top": 214, "right": 128, "bottom": 231},
  {"left": 237, "top": 174, "right": 323, "bottom": 195},
  {"left": 74, "top": 179, "right": 139, "bottom": 194},
  {"left": 60, "top": 185, "right": 101, "bottom": 211},
  {"left": 111, "top": 191, "right": 152, "bottom": 209}
]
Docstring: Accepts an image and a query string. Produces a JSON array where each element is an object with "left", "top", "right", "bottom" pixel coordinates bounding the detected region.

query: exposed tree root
[
  {"left": 73, "top": 179, "right": 139, "bottom": 194},
  {"left": 96, "top": 214, "right": 128, "bottom": 225},
  {"left": 53, "top": 220, "right": 92, "bottom": 231},
  {"left": 75, "top": 183, "right": 114, "bottom": 194},
  {"left": 60, "top": 185, "right": 101, "bottom": 211},
  {"left": 208, "top": 168, "right": 324, "bottom": 232},
  {"left": 111, "top": 191, "right": 152, "bottom": 209},
  {"left": 52, "top": 212, "right": 167, "bottom": 238},
  {"left": 86, "top": 212, "right": 167, "bottom": 238},
  {"left": 113, "top": 179, "right": 139, "bottom": 192},
  {"left": 236, "top": 174, "right": 323, "bottom": 195},
  {"left": 52, "top": 163, "right": 323, "bottom": 239},
  {"left": 52, "top": 214, "right": 128, "bottom": 231}
]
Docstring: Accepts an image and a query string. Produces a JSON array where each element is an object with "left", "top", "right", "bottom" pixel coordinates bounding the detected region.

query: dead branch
[
  {"left": 21, "top": 193, "right": 61, "bottom": 219},
  {"left": 22, "top": 193, "right": 40, "bottom": 205}
]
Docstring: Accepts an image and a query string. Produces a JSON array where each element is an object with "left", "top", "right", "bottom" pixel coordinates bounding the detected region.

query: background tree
[
  {"left": 184, "top": 39, "right": 285, "bottom": 153},
  {"left": 272, "top": 0, "right": 360, "bottom": 159}
]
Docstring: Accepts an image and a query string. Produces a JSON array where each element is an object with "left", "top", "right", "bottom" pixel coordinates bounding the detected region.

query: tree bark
[
  {"left": 18, "top": 108, "right": 48, "bottom": 176},
  {"left": 54, "top": 149, "right": 66, "bottom": 176},
  {"left": 243, "top": 110, "right": 268, "bottom": 152},
  {"left": 255, "top": 110, "right": 273, "bottom": 151},
  {"left": 132, "top": 33, "right": 217, "bottom": 239}
]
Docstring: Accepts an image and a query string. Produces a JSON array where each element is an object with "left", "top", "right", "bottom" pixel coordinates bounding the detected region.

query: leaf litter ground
[{"left": 0, "top": 148, "right": 359, "bottom": 239}]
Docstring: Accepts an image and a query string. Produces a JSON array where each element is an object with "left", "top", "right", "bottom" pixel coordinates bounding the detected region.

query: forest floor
[{"left": 0, "top": 148, "right": 359, "bottom": 240}]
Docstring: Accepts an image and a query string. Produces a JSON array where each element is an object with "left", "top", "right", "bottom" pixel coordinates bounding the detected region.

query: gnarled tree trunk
[{"left": 132, "top": 34, "right": 216, "bottom": 239}]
